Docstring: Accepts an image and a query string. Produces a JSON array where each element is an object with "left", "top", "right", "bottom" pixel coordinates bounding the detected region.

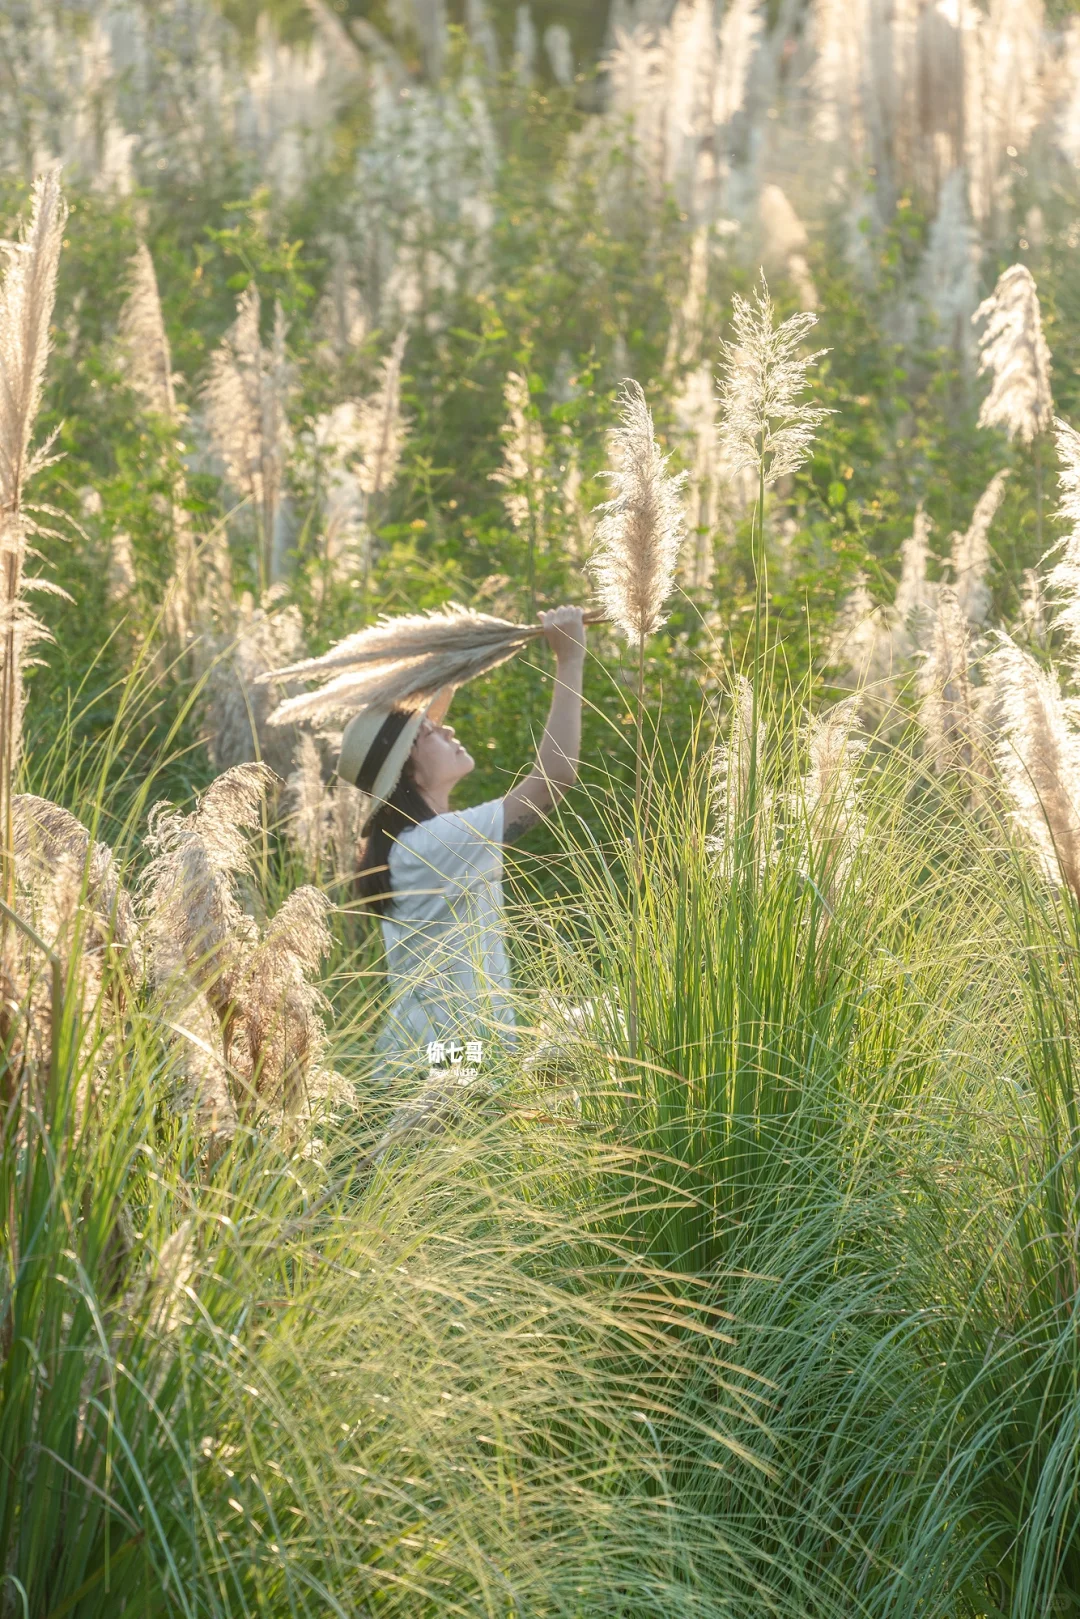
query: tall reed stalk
[
  {"left": 0, "top": 170, "right": 66, "bottom": 913},
  {"left": 588, "top": 380, "right": 687, "bottom": 1062},
  {"left": 716, "top": 273, "right": 829, "bottom": 834}
]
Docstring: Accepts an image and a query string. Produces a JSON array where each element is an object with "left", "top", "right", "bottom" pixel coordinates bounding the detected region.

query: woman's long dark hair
[{"left": 354, "top": 754, "right": 437, "bottom": 918}]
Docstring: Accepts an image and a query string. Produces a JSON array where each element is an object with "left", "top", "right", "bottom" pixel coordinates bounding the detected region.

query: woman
[{"left": 343, "top": 604, "right": 587, "bottom": 1084}]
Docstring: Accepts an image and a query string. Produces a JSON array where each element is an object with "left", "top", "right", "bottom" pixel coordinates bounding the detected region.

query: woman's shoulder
[{"left": 393, "top": 797, "right": 504, "bottom": 869}]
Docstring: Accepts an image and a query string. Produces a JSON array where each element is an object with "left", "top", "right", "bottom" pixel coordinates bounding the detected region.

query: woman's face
[{"left": 409, "top": 713, "right": 474, "bottom": 800}]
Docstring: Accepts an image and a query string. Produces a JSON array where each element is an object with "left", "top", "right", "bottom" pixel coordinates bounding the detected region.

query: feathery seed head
[
  {"left": 202, "top": 593, "right": 306, "bottom": 773},
  {"left": 1018, "top": 567, "right": 1047, "bottom": 645},
  {"left": 143, "top": 764, "right": 331, "bottom": 1127},
  {"left": 231, "top": 884, "right": 332, "bottom": 1114},
  {"left": 796, "top": 698, "right": 866, "bottom": 906},
  {"left": 949, "top": 469, "right": 1009, "bottom": 626},
  {"left": 587, "top": 379, "right": 688, "bottom": 644},
  {"left": 288, "top": 732, "right": 332, "bottom": 874},
  {"left": 826, "top": 572, "right": 892, "bottom": 692},
  {"left": 265, "top": 602, "right": 526, "bottom": 727},
  {"left": 986, "top": 632, "right": 1080, "bottom": 903},
  {"left": 715, "top": 270, "right": 832, "bottom": 487},
  {"left": 1046, "top": 417, "right": 1080, "bottom": 669},
  {"left": 705, "top": 674, "right": 769, "bottom": 865},
  {"left": 287, "top": 731, "right": 367, "bottom": 882},
  {"left": 201, "top": 285, "right": 293, "bottom": 584},
  {"left": 489, "top": 369, "right": 546, "bottom": 532},
  {"left": 117, "top": 243, "right": 176, "bottom": 419},
  {"left": 0, "top": 168, "right": 68, "bottom": 844},
  {"left": 894, "top": 505, "right": 938, "bottom": 631},
  {"left": 11, "top": 794, "right": 142, "bottom": 1013},
  {"left": 917, "top": 586, "right": 984, "bottom": 778},
  {"left": 355, "top": 329, "right": 408, "bottom": 498},
  {"left": 141, "top": 762, "right": 277, "bottom": 1011},
  {"left": 973, "top": 263, "right": 1053, "bottom": 444},
  {"left": 0, "top": 168, "right": 67, "bottom": 518}
]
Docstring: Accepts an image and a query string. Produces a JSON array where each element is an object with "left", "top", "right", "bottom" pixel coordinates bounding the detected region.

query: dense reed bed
[{"left": 5, "top": 4, "right": 1080, "bottom": 1613}]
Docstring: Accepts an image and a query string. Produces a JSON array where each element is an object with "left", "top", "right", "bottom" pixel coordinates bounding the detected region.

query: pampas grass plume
[
  {"left": 986, "top": 633, "right": 1080, "bottom": 904},
  {"left": 143, "top": 762, "right": 333, "bottom": 1121},
  {"left": 0, "top": 168, "right": 68, "bottom": 899},
  {"left": 797, "top": 698, "right": 865, "bottom": 907},
  {"left": 1046, "top": 416, "right": 1080, "bottom": 668},
  {"left": 716, "top": 270, "right": 831, "bottom": 487},
  {"left": 918, "top": 586, "right": 977, "bottom": 777},
  {"left": 588, "top": 378, "right": 687, "bottom": 645},
  {"left": 202, "top": 285, "right": 293, "bottom": 589},
  {"left": 894, "top": 505, "right": 937, "bottom": 635},
  {"left": 490, "top": 369, "right": 546, "bottom": 533},
  {"left": 705, "top": 674, "right": 767, "bottom": 864},
  {"left": 356, "top": 329, "right": 408, "bottom": 499},
  {"left": 264, "top": 603, "right": 540, "bottom": 727},
  {"left": 949, "top": 469, "right": 1009, "bottom": 627},
  {"left": 118, "top": 243, "right": 176, "bottom": 419},
  {"left": 973, "top": 264, "right": 1053, "bottom": 445}
]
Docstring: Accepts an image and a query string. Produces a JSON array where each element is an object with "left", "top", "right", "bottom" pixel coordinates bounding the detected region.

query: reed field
[{"left": 5, "top": 2, "right": 1080, "bottom": 1614}]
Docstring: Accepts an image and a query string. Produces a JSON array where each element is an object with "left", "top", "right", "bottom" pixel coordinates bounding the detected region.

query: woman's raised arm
[{"left": 502, "top": 605, "right": 586, "bottom": 844}]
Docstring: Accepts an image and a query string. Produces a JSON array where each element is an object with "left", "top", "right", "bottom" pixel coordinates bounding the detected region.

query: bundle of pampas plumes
[{"left": 260, "top": 601, "right": 605, "bottom": 727}]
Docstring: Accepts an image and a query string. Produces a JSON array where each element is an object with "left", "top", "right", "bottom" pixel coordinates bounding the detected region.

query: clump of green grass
[{"left": 505, "top": 674, "right": 1080, "bottom": 1616}]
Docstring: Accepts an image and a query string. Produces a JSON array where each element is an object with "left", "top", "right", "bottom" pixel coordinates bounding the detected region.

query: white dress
[{"left": 370, "top": 796, "right": 518, "bottom": 1083}]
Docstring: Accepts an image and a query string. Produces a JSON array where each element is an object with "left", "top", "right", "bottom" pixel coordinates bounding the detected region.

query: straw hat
[{"left": 336, "top": 685, "right": 454, "bottom": 828}]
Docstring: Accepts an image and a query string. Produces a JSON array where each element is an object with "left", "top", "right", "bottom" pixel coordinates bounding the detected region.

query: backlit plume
[
  {"left": 588, "top": 379, "right": 688, "bottom": 644},
  {"left": 117, "top": 243, "right": 176, "bottom": 419},
  {"left": 1046, "top": 416, "right": 1080, "bottom": 669},
  {"left": 986, "top": 633, "right": 1080, "bottom": 905},
  {"left": 141, "top": 762, "right": 333, "bottom": 1122},
  {"left": 796, "top": 698, "right": 866, "bottom": 910},
  {"left": 716, "top": 271, "right": 831, "bottom": 488},
  {"left": 973, "top": 264, "right": 1053, "bottom": 445},
  {"left": 202, "top": 285, "right": 293, "bottom": 589},
  {"left": 490, "top": 369, "right": 547, "bottom": 535},
  {"left": 705, "top": 674, "right": 769, "bottom": 866},
  {"left": 949, "top": 470, "right": 1009, "bottom": 627},
  {"left": 672, "top": 362, "right": 720, "bottom": 593},
  {"left": 354, "top": 329, "right": 409, "bottom": 499},
  {"left": 918, "top": 587, "right": 984, "bottom": 780},
  {"left": 827, "top": 572, "right": 891, "bottom": 694},
  {"left": 264, "top": 603, "right": 534, "bottom": 727},
  {"left": 893, "top": 505, "right": 939, "bottom": 651},
  {"left": 0, "top": 169, "right": 68, "bottom": 906}
]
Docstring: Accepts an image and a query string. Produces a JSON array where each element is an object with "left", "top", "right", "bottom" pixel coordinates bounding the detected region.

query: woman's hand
[{"left": 539, "top": 604, "right": 586, "bottom": 663}]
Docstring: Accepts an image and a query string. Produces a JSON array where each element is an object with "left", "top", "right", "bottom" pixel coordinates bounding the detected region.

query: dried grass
[
  {"left": 1046, "top": 416, "right": 1080, "bottom": 670},
  {"left": 141, "top": 762, "right": 334, "bottom": 1124},
  {"left": 262, "top": 602, "right": 541, "bottom": 728},
  {"left": 918, "top": 586, "right": 994, "bottom": 792}
]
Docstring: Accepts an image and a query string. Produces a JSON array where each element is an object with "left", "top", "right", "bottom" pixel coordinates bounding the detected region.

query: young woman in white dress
[{"left": 344, "top": 605, "right": 587, "bottom": 1084}]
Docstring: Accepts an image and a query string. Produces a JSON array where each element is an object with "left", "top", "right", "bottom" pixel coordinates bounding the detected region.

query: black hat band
[{"left": 353, "top": 708, "right": 412, "bottom": 794}]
